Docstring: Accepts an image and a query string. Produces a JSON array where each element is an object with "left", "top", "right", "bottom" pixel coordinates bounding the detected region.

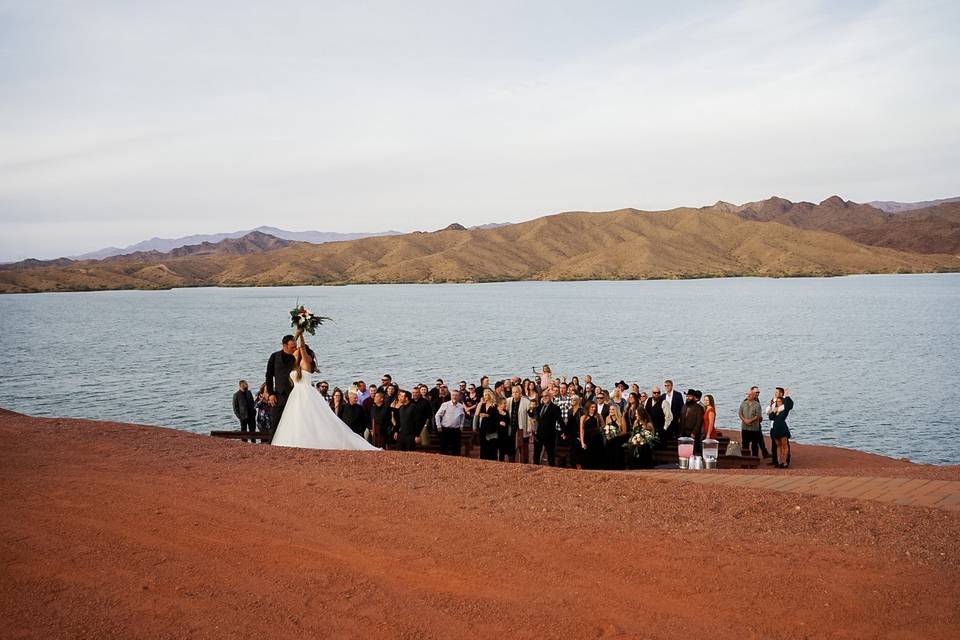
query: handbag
[{"left": 726, "top": 441, "right": 742, "bottom": 456}]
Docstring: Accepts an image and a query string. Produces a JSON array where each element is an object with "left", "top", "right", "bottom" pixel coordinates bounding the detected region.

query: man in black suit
[
  {"left": 340, "top": 390, "right": 367, "bottom": 437},
  {"left": 265, "top": 334, "right": 298, "bottom": 431},
  {"left": 533, "top": 390, "right": 562, "bottom": 466},
  {"left": 663, "top": 379, "right": 684, "bottom": 440},
  {"left": 395, "top": 390, "right": 420, "bottom": 451},
  {"left": 232, "top": 380, "right": 255, "bottom": 442},
  {"left": 645, "top": 387, "right": 667, "bottom": 441}
]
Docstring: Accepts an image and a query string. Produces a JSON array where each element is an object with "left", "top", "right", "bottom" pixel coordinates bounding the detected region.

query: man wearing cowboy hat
[{"left": 679, "top": 388, "right": 706, "bottom": 453}]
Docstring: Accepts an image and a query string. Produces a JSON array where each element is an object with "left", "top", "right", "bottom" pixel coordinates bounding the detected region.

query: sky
[{"left": 0, "top": 0, "right": 958, "bottom": 260}]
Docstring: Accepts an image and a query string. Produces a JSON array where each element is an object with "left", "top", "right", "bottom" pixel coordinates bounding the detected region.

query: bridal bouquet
[
  {"left": 289, "top": 303, "right": 332, "bottom": 335},
  {"left": 622, "top": 428, "right": 658, "bottom": 456}
]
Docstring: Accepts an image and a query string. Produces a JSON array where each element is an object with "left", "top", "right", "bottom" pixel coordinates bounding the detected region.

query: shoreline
[
  {"left": 2, "top": 268, "right": 958, "bottom": 295},
  {"left": 2, "top": 408, "right": 958, "bottom": 638}
]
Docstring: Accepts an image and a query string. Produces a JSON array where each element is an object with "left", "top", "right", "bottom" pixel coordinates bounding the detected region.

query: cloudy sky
[{"left": 1, "top": 0, "right": 957, "bottom": 260}]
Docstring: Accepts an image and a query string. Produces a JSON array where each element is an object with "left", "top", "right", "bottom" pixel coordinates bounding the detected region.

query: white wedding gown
[{"left": 272, "top": 370, "right": 380, "bottom": 451}]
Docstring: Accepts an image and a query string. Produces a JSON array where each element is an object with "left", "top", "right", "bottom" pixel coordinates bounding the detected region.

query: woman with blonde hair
[
  {"left": 539, "top": 364, "right": 553, "bottom": 391},
  {"left": 476, "top": 389, "right": 501, "bottom": 460}
]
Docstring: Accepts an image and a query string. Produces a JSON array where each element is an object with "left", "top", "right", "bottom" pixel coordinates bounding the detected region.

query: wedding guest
[
  {"left": 601, "top": 390, "right": 626, "bottom": 470},
  {"left": 463, "top": 383, "right": 480, "bottom": 425},
  {"left": 435, "top": 389, "right": 466, "bottom": 456},
  {"left": 702, "top": 394, "right": 718, "bottom": 440},
  {"left": 610, "top": 386, "right": 626, "bottom": 413},
  {"left": 622, "top": 392, "right": 651, "bottom": 432},
  {"left": 370, "top": 390, "right": 392, "bottom": 448},
  {"left": 679, "top": 389, "right": 706, "bottom": 453},
  {"left": 563, "top": 395, "right": 584, "bottom": 468},
  {"left": 505, "top": 385, "right": 532, "bottom": 463},
  {"left": 232, "top": 380, "right": 255, "bottom": 442},
  {"left": 539, "top": 364, "right": 553, "bottom": 390},
  {"left": 533, "top": 389, "right": 562, "bottom": 466},
  {"left": 355, "top": 381, "right": 370, "bottom": 405},
  {"left": 582, "top": 382, "right": 596, "bottom": 404},
  {"left": 457, "top": 380, "right": 468, "bottom": 398},
  {"left": 264, "top": 334, "right": 298, "bottom": 431},
  {"left": 569, "top": 376, "right": 582, "bottom": 396},
  {"left": 411, "top": 386, "right": 433, "bottom": 436},
  {"left": 630, "top": 383, "right": 641, "bottom": 396},
  {"left": 429, "top": 378, "right": 444, "bottom": 405},
  {"left": 315, "top": 380, "right": 331, "bottom": 402},
  {"left": 431, "top": 383, "right": 450, "bottom": 417},
  {"left": 645, "top": 387, "right": 667, "bottom": 441},
  {"left": 663, "top": 379, "right": 684, "bottom": 439},
  {"left": 553, "top": 382, "right": 572, "bottom": 423},
  {"left": 395, "top": 390, "right": 419, "bottom": 451},
  {"left": 579, "top": 401, "right": 604, "bottom": 470},
  {"left": 476, "top": 390, "right": 500, "bottom": 460},
  {"left": 378, "top": 374, "right": 393, "bottom": 393},
  {"left": 495, "top": 397, "right": 513, "bottom": 462},
  {"left": 768, "top": 388, "right": 794, "bottom": 467},
  {"left": 769, "top": 396, "right": 792, "bottom": 468},
  {"left": 330, "top": 387, "right": 345, "bottom": 418},
  {"left": 341, "top": 391, "right": 366, "bottom": 437},
  {"left": 738, "top": 386, "right": 767, "bottom": 458},
  {"left": 254, "top": 384, "right": 272, "bottom": 435},
  {"left": 479, "top": 375, "right": 490, "bottom": 393}
]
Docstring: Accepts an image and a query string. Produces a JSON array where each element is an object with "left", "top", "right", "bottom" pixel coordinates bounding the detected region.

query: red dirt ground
[{"left": 2, "top": 408, "right": 958, "bottom": 639}]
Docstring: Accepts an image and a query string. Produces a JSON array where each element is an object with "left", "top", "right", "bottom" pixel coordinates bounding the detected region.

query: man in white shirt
[
  {"left": 435, "top": 389, "right": 466, "bottom": 456},
  {"left": 663, "top": 379, "right": 684, "bottom": 439}
]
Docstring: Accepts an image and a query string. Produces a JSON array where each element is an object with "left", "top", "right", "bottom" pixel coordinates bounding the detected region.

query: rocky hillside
[{"left": 1, "top": 202, "right": 958, "bottom": 293}]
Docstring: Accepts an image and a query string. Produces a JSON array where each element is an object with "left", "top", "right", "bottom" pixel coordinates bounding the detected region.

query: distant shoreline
[{"left": 2, "top": 268, "right": 958, "bottom": 295}]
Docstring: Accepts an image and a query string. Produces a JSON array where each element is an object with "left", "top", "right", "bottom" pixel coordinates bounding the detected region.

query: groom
[{"left": 265, "top": 334, "right": 298, "bottom": 431}]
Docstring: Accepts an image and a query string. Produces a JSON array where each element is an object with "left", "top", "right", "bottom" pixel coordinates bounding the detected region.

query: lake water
[{"left": 1, "top": 275, "right": 958, "bottom": 464}]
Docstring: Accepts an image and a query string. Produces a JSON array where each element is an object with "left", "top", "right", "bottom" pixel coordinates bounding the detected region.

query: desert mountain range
[{"left": 2, "top": 196, "right": 958, "bottom": 294}]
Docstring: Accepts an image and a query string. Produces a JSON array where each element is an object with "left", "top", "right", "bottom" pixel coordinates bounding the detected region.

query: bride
[{"left": 271, "top": 330, "right": 379, "bottom": 451}]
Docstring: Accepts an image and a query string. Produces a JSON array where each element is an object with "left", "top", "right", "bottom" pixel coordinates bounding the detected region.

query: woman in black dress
[
  {"left": 476, "top": 390, "right": 500, "bottom": 460},
  {"left": 579, "top": 401, "right": 605, "bottom": 470},
  {"left": 769, "top": 397, "right": 792, "bottom": 468},
  {"left": 495, "top": 397, "right": 513, "bottom": 462},
  {"left": 564, "top": 395, "right": 584, "bottom": 468}
]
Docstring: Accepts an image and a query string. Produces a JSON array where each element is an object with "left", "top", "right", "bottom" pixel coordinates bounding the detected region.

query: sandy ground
[{"left": 2, "top": 408, "right": 958, "bottom": 640}]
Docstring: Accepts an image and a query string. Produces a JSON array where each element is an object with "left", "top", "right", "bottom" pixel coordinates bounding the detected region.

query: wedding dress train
[{"left": 272, "top": 370, "right": 379, "bottom": 451}]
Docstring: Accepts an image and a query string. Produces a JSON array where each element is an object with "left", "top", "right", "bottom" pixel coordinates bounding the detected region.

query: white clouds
[{"left": 0, "top": 0, "right": 957, "bottom": 259}]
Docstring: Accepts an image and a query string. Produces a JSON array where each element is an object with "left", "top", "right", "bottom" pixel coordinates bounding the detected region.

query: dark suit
[
  {"left": 396, "top": 403, "right": 420, "bottom": 451},
  {"left": 533, "top": 401, "right": 561, "bottom": 466},
  {"left": 340, "top": 403, "right": 366, "bottom": 436},
  {"left": 679, "top": 400, "right": 705, "bottom": 453},
  {"left": 265, "top": 350, "right": 296, "bottom": 430},
  {"left": 232, "top": 388, "right": 255, "bottom": 440},
  {"left": 645, "top": 397, "right": 667, "bottom": 442},
  {"left": 664, "top": 390, "right": 684, "bottom": 439}
]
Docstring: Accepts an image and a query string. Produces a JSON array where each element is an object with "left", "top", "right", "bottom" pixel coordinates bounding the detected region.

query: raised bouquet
[
  {"left": 290, "top": 302, "right": 332, "bottom": 335},
  {"left": 622, "top": 428, "right": 658, "bottom": 457},
  {"left": 603, "top": 423, "right": 621, "bottom": 441}
]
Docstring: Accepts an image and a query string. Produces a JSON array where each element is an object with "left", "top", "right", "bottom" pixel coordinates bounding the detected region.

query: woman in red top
[{"left": 702, "top": 394, "right": 717, "bottom": 440}]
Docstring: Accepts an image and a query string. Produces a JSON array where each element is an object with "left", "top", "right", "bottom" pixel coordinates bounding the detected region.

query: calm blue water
[{"left": 0, "top": 275, "right": 958, "bottom": 463}]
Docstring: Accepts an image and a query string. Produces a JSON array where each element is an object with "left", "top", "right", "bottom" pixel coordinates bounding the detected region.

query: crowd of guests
[{"left": 232, "top": 365, "right": 795, "bottom": 469}]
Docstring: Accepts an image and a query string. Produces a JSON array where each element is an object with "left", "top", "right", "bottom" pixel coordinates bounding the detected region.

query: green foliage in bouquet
[{"left": 289, "top": 301, "right": 332, "bottom": 335}]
